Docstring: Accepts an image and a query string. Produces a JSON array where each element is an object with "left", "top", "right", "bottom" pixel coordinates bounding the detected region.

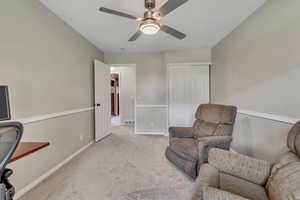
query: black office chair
[{"left": 0, "top": 122, "right": 23, "bottom": 200}]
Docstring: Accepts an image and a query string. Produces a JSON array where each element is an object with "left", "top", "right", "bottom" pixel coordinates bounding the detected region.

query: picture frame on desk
[{"left": 0, "top": 85, "right": 11, "bottom": 121}]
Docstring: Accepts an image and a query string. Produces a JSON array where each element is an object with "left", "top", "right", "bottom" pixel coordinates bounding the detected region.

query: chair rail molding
[
  {"left": 11, "top": 107, "right": 94, "bottom": 125},
  {"left": 135, "top": 105, "right": 168, "bottom": 108},
  {"left": 238, "top": 109, "right": 299, "bottom": 124},
  {"left": 167, "top": 62, "right": 211, "bottom": 67}
]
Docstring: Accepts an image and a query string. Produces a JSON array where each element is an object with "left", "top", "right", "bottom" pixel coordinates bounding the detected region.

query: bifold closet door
[{"left": 168, "top": 65, "right": 210, "bottom": 127}]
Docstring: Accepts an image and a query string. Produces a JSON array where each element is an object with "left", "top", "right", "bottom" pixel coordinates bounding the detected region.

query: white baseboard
[{"left": 15, "top": 142, "right": 93, "bottom": 199}]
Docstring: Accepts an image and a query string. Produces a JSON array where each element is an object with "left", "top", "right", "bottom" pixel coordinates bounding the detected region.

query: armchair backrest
[
  {"left": 287, "top": 121, "right": 300, "bottom": 158},
  {"left": 266, "top": 121, "right": 300, "bottom": 200},
  {"left": 192, "top": 104, "right": 237, "bottom": 138}
]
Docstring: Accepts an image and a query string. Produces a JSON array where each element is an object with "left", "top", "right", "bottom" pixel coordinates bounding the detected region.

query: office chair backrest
[
  {"left": 0, "top": 122, "right": 23, "bottom": 176},
  {"left": 0, "top": 122, "right": 23, "bottom": 200}
]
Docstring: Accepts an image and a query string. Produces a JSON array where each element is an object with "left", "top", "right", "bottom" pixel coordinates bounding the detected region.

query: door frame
[
  {"left": 109, "top": 64, "right": 137, "bottom": 126},
  {"left": 166, "top": 63, "right": 211, "bottom": 131},
  {"left": 111, "top": 72, "right": 121, "bottom": 118}
]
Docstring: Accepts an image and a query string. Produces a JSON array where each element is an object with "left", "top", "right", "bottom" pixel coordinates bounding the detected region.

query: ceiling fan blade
[
  {"left": 99, "top": 7, "right": 143, "bottom": 21},
  {"left": 128, "top": 30, "right": 142, "bottom": 42},
  {"left": 160, "top": 24, "right": 186, "bottom": 40},
  {"left": 156, "top": 0, "right": 188, "bottom": 18}
]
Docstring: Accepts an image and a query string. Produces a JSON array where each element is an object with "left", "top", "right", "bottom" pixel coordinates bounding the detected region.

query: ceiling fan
[{"left": 99, "top": 0, "right": 188, "bottom": 41}]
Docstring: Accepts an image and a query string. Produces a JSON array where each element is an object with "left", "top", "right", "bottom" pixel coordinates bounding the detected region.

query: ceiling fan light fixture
[
  {"left": 99, "top": 0, "right": 188, "bottom": 41},
  {"left": 139, "top": 21, "right": 160, "bottom": 35}
]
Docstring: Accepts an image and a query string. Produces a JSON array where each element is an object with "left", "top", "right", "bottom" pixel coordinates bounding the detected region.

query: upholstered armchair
[
  {"left": 192, "top": 120, "right": 300, "bottom": 200},
  {"left": 165, "top": 104, "right": 237, "bottom": 179}
]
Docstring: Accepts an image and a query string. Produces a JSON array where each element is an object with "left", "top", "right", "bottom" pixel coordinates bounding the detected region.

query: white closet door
[{"left": 168, "top": 65, "right": 210, "bottom": 127}]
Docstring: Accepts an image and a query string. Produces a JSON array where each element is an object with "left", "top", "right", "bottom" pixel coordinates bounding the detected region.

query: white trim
[
  {"left": 135, "top": 132, "right": 165, "bottom": 135},
  {"left": 238, "top": 109, "right": 299, "bottom": 124},
  {"left": 13, "top": 107, "right": 94, "bottom": 125},
  {"left": 15, "top": 142, "right": 93, "bottom": 199},
  {"left": 135, "top": 105, "right": 168, "bottom": 108},
  {"left": 109, "top": 63, "right": 136, "bottom": 68},
  {"left": 167, "top": 62, "right": 211, "bottom": 67}
]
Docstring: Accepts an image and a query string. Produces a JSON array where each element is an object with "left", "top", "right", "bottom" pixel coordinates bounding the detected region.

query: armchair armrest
[
  {"left": 169, "top": 127, "right": 194, "bottom": 139},
  {"left": 197, "top": 136, "right": 232, "bottom": 166},
  {"left": 208, "top": 148, "right": 272, "bottom": 185},
  {"left": 203, "top": 186, "right": 249, "bottom": 200},
  {"left": 191, "top": 164, "right": 220, "bottom": 200}
]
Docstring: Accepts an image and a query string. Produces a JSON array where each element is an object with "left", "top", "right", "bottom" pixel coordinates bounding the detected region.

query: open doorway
[
  {"left": 111, "top": 73, "right": 120, "bottom": 126},
  {"left": 110, "top": 65, "right": 136, "bottom": 128}
]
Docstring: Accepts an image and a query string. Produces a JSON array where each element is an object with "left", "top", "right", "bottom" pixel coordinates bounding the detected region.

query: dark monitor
[{"left": 0, "top": 86, "right": 11, "bottom": 121}]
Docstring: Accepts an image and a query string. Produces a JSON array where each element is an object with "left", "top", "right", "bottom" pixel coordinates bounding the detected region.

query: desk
[{"left": 9, "top": 142, "right": 50, "bottom": 163}]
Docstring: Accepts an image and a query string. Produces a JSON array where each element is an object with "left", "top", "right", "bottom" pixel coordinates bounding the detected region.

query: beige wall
[
  {"left": 105, "top": 52, "right": 166, "bottom": 105},
  {"left": 105, "top": 49, "right": 211, "bottom": 105},
  {"left": 211, "top": 0, "right": 300, "bottom": 162},
  {"left": 164, "top": 50, "right": 211, "bottom": 64},
  {"left": 1, "top": 0, "right": 103, "bottom": 192}
]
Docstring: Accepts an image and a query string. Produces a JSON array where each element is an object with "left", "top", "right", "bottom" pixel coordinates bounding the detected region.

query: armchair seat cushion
[
  {"left": 169, "top": 138, "right": 198, "bottom": 161},
  {"left": 192, "top": 164, "right": 268, "bottom": 200},
  {"left": 220, "top": 173, "right": 268, "bottom": 200},
  {"left": 192, "top": 164, "right": 220, "bottom": 200},
  {"left": 203, "top": 187, "right": 249, "bottom": 200},
  {"left": 203, "top": 187, "right": 250, "bottom": 200}
]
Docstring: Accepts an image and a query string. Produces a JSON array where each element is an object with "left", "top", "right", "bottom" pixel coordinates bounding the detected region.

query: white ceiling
[{"left": 40, "top": 0, "right": 266, "bottom": 52}]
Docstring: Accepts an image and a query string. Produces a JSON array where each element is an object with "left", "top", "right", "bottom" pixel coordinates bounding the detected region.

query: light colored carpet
[{"left": 20, "top": 126, "right": 194, "bottom": 200}]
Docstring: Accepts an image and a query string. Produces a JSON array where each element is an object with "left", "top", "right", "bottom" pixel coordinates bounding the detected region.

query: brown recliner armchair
[{"left": 165, "top": 104, "right": 237, "bottom": 179}]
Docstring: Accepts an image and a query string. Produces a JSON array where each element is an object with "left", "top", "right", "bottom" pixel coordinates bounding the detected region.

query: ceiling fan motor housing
[
  {"left": 145, "top": 0, "right": 156, "bottom": 9},
  {"left": 144, "top": 10, "right": 155, "bottom": 19}
]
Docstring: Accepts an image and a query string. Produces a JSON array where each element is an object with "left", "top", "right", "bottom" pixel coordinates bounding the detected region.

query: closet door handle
[{"left": 96, "top": 103, "right": 101, "bottom": 107}]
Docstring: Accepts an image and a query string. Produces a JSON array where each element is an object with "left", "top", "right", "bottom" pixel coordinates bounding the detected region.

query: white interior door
[
  {"left": 168, "top": 64, "right": 210, "bottom": 127},
  {"left": 94, "top": 60, "right": 111, "bottom": 142}
]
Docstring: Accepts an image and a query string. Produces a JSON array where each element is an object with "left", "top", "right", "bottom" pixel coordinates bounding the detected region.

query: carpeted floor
[{"left": 20, "top": 126, "right": 194, "bottom": 200}]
